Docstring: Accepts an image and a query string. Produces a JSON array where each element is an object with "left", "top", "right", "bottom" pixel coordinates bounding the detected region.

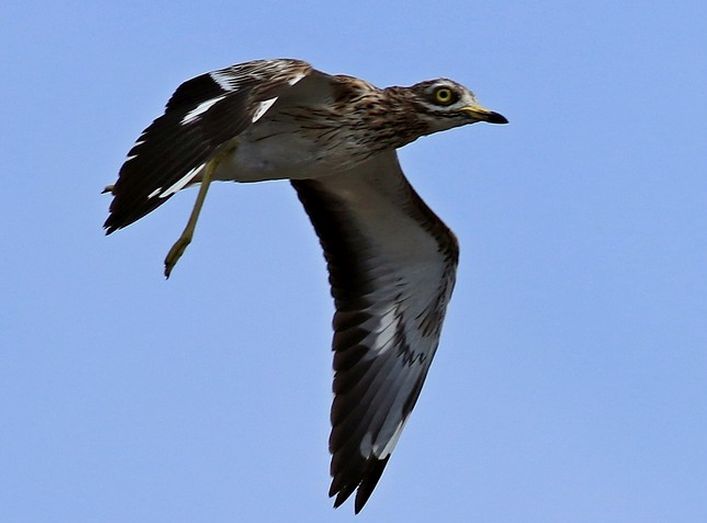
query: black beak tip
[{"left": 486, "top": 111, "right": 509, "bottom": 124}]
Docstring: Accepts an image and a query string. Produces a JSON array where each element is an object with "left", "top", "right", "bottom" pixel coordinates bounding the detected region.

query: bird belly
[{"left": 211, "top": 121, "right": 370, "bottom": 183}]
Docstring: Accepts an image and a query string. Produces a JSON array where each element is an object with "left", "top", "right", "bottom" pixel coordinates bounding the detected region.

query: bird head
[{"left": 405, "top": 79, "right": 508, "bottom": 133}]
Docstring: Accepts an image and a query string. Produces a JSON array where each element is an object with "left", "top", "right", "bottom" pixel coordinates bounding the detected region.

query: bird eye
[{"left": 433, "top": 87, "right": 456, "bottom": 105}]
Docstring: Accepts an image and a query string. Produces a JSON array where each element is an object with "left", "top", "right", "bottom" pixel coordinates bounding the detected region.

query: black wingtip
[
  {"left": 329, "top": 455, "right": 391, "bottom": 514},
  {"left": 103, "top": 211, "right": 131, "bottom": 235},
  {"left": 353, "top": 456, "right": 389, "bottom": 513},
  {"left": 332, "top": 489, "right": 352, "bottom": 510},
  {"left": 103, "top": 218, "right": 118, "bottom": 235},
  {"left": 102, "top": 189, "right": 169, "bottom": 235}
]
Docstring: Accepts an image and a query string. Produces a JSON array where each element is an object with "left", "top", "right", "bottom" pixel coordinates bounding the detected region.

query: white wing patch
[
  {"left": 181, "top": 95, "right": 226, "bottom": 125},
  {"left": 371, "top": 306, "right": 399, "bottom": 355},
  {"left": 158, "top": 163, "right": 204, "bottom": 198},
  {"left": 374, "top": 418, "right": 408, "bottom": 458},
  {"left": 125, "top": 135, "right": 147, "bottom": 162},
  {"left": 210, "top": 71, "right": 239, "bottom": 92},
  {"left": 251, "top": 97, "right": 278, "bottom": 123},
  {"left": 288, "top": 72, "right": 307, "bottom": 86},
  {"left": 359, "top": 417, "right": 407, "bottom": 459}
]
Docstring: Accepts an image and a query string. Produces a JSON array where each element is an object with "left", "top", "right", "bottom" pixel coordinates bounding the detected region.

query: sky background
[{"left": 2, "top": 1, "right": 706, "bottom": 522}]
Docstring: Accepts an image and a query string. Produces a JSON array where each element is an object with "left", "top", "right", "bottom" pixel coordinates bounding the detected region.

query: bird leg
[{"left": 163, "top": 158, "right": 217, "bottom": 279}]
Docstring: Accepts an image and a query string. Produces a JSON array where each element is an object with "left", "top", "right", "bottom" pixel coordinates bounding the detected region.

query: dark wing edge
[
  {"left": 292, "top": 151, "right": 459, "bottom": 513},
  {"left": 104, "top": 58, "right": 312, "bottom": 233}
]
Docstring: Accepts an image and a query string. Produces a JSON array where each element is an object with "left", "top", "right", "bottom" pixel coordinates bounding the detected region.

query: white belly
[{"left": 211, "top": 118, "right": 369, "bottom": 183}]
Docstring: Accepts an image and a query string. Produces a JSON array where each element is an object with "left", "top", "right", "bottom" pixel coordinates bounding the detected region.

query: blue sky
[{"left": 2, "top": 1, "right": 706, "bottom": 521}]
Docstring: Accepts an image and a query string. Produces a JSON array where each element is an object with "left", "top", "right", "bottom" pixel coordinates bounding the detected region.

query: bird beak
[{"left": 460, "top": 104, "right": 508, "bottom": 124}]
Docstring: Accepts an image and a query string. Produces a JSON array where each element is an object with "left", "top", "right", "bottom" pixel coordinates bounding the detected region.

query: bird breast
[{"left": 212, "top": 108, "right": 392, "bottom": 183}]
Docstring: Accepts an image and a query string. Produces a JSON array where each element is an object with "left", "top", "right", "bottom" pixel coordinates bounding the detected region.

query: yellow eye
[{"left": 434, "top": 87, "right": 454, "bottom": 105}]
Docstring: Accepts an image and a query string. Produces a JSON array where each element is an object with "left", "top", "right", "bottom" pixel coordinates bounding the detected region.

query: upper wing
[
  {"left": 291, "top": 151, "right": 459, "bottom": 513},
  {"left": 104, "top": 59, "right": 313, "bottom": 233}
]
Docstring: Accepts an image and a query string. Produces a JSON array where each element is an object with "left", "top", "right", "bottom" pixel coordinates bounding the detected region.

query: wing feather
[
  {"left": 104, "top": 59, "right": 312, "bottom": 232},
  {"left": 292, "top": 150, "right": 459, "bottom": 512}
]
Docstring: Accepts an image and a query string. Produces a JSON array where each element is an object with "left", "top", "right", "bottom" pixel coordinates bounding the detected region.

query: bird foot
[{"left": 164, "top": 235, "right": 192, "bottom": 279}]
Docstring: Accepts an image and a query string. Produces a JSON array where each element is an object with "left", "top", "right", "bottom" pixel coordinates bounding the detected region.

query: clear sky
[{"left": 2, "top": 1, "right": 706, "bottom": 522}]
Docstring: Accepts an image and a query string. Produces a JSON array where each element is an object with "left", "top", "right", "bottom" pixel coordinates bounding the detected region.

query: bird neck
[{"left": 379, "top": 87, "right": 433, "bottom": 148}]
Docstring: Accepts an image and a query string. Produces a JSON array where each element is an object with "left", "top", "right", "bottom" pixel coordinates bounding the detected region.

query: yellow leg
[{"left": 163, "top": 159, "right": 216, "bottom": 279}]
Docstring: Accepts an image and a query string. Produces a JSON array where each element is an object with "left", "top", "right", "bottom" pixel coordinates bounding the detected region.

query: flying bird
[{"left": 104, "top": 58, "right": 507, "bottom": 513}]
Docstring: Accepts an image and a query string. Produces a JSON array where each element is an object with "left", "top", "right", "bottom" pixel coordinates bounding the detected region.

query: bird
[{"left": 104, "top": 58, "right": 507, "bottom": 513}]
